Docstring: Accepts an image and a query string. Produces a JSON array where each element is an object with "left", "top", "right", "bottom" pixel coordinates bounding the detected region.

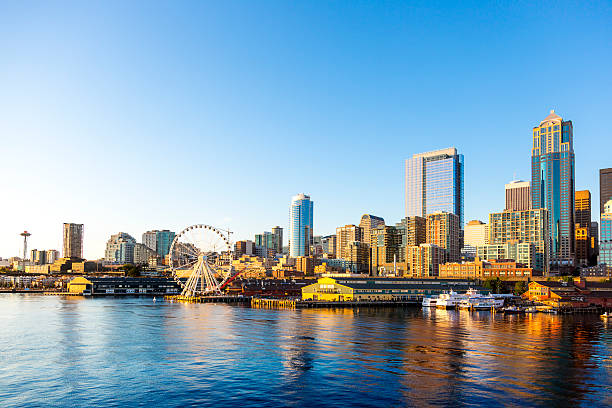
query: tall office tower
[
  {"left": 370, "top": 225, "right": 402, "bottom": 276},
  {"left": 45, "top": 249, "right": 59, "bottom": 264},
  {"left": 489, "top": 209, "right": 550, "bottom": 273},
  {"left": 347, "top": 241, "right": 370, "bottom": 274},
  {"left": 405, "top": 147, "right": 464, "bottom": 226},
  {"left": 336, "top": 225, "right": 363, "bottom": 260},
  {"left": 394, "top": 216, "right": 427, "bottom": 263},
  {"left": 505, "top": 180, "right": 531, "bottom": 211},
  {"left": 63, "top": 223, "right": 84, "bottom": 259},
  {"left": 271, "top": 226, "right": 283, "bottom": 254},
  {"left": 359, "top": 214, "right": 385, "bottom": 246},
  {"left": 406, "top": 244, "right": 446, "bottom": 278},
  {"left": 143, "top": 230, "right": 176, "bottom": 258},
  {"left": 234, "top": 240, "right": 255, "bottom": 258},
  {"left": 289, "top": 194, "right": 313, "bottom": 258},
  {"left": 133, "top": 243, "right": 157, "bottom": 265},
  {"left": 104, "top": 232, "right": 137, "bottom": 264},
  {"left": 601, "top": 169, "right": 612, "bottom": 215},
  {"left": 575, "top": 190, "right": 592, "bottom": 266},
  {"left": 464, "top": 220, "right": 489, "bottom": 247},
  {"left": 426, "top": 212, "right": 461, "bottom": 262},
  {"left": 601, "top": 200, "right": 612, "bottom": 266},
  {"left": 531, "top": 110, "right": 575, "bottom": 266}
]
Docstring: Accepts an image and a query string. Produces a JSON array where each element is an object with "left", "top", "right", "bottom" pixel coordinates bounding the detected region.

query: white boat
[
  {"left": 422, "top": 296, "right": 438, "bottom": 307},
  {"left": 436, "top": 290, "right": 468, "bottom": 309},
  {"left": 458, "top": 296, "right": 505, "bottom": 310}
]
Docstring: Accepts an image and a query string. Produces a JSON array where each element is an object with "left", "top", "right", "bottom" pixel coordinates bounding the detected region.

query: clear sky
[{"left": 1, "top": 1, "right": 611, "bottom": 259}]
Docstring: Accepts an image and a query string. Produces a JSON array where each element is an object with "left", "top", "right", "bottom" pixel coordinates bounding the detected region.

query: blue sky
[{"left": 1, "top": 1, "right": 611, "bottom": 259}]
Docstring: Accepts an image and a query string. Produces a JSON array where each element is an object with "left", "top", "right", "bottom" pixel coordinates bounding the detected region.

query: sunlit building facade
[
  {"left": 531, "top": 110, "right": 575, "bottom": 266},
  {"left": 405, "top": 147, "right": 464, "bottom": 226},
  {"left": 602, "top": 200, "right": 612, "bottom": 266}
]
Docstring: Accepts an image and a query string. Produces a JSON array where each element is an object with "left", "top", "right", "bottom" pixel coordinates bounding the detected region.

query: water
[{"left": 1, "top": 295, "right": 611, "bottom": 407}]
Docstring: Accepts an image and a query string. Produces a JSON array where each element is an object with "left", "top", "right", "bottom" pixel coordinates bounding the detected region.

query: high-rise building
[
  {"left": 336, "top": 225, "right": 363, "bottom": 260},
  {"left": 601, "top": 200, "right": 612, "bottom": 266},
  {"left": 359, "top": 214, "right": 385, "bottom": 246},
  {"left": 591, "top": 221, "right": 599, "bottom": 263},
  {"left": 489, "top": 209, "right": 550, "bottom": 273},
  {"left": 234, "top": 240, "right": 255, "bottom": 258},
  {"left": 289, "top": 194, "right": 313, "bottom": 258},
  {"left": 133, "top": 243, "right": 157, "bottom": 265},
  {"left": 271, "top": 226, "right": 283, "bottom": 254},
  {"left": 142, "top": 230, "right": 176, "bottom": 259},
  {"left": 370, "top": 225, "right": 402, "bottom": 276},
  {"left": 505, "top": 180, "right": 531, "bottom": 211},
  {"left": 347, "top": 241, "right": 370, "bottom": 274},
  {"left": 63, "top": 223, "right": 84, "bottom": 259},
  {"left": 575, "top": 190, "right": 592, "bottom": 266},
  {"left": 426, "top": 212, "right": 461, "bottom": 262},
  {"left": 405, "top": 147, "right": 464, "bottom": 225},
  {"left": 531, "top": 110, "right": 575, "bottom": 265},
  {"left": 322, "top": 235, "right": 337, "bottom": 258},
  {"left": 104, "top": 232, "right": 136, "bottom": 264},
  {"left": 475, "top": 242, "right": 535, "bottom": 270},
  {"left": 600, "top": 168, "right": 612, "bottom": 216},
  {"left": 45, "top": 249, "right": 59, "bottom": 264},
  {"left": 30, "top": 249, "right": 46, "bottom": 265},
  {"left": 464, "top": 220, "right": 489, "bottom": 247},
  {"left": 406, "top": 244, "right": 446, "bottom": 278}
]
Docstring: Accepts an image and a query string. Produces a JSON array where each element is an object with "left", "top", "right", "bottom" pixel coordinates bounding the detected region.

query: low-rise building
[
  {"left": 524, "top": 278, "right": 612, "bottom": 308},
  {"left": 68, "top": 276, "right": 181, "bottom": 295},
  {"left": 301, "top": 276, "right": 486, "bottom": 302}
]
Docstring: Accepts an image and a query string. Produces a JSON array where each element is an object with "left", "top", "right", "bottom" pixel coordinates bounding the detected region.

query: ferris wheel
[{"left": 169, "top": 224, "right": 234, "bottom": 296}]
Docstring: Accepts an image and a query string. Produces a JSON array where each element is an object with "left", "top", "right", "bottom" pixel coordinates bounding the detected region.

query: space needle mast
[{"left": 20, "top": 231, "right": 31, "bottom": 260}]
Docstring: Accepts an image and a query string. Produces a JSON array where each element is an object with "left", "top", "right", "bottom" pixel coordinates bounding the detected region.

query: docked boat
[
  {"left": 503, "top": 306, "right": 525, "bottom": 314},
  {"left": 458, "top": 296, "right": 505, "bottom": 310},
  {"left": 422, "top": 296, "right": 438, "bottom": 307},
  {"left": 436, "top": 291, "right": 467, "bottom": 309}
]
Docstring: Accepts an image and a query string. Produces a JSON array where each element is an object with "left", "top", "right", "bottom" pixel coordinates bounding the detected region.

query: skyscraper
[
  {"left": 531, "top": 110, "right": 575, "bottom": 266},
  {"left": 271, "top": 226, "right": 283, "bottom": 254},
  {"left": 289, "top": 194, "right": 313, "bottom": 258},
  {"left": 601, "top": 168, "right": 612, "bottom": 216},
  {"left": 405, "top": 147, "right": 464, "bottom": 225},
  {"left": 505, "top": 180, "right": 531, "bottom": 211},
  {"left": 575, "top": 190, "right": 592, "bottom": 266},
  {"left": 464, "top": 220, "right": 489, "bottom": 247},
  {"left": 336, "top": 225, "right": 363, "bottom": 260},
  {"left": 63, "top": 223, "right": 84, "bottom": 259},
  {"left": 601, "top": 200, "right": 612, "bottom": 266},
  {"left": 142, "top": 230, "right": 176, "bottom": 258},
  {"left": 105, "top": 232, "right": 136, "bottom": 264},
  {"left": 359, "top": 214, "right": 385, "bottom": 246},
  {"left": 426, "top": 211, "right": 461, "bottom": 262}
]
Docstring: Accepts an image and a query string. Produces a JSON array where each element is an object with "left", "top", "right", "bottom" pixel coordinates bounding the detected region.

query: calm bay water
[{"left": 1, "top": 295, "right": 611, "bottom": 407}]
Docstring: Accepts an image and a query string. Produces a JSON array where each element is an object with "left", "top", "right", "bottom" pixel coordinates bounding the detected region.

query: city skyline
[{"left": 2, "top": 1, "right": 611, "bottom": 259}]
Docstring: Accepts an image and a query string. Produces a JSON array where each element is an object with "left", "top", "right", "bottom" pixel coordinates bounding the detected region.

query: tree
[
  {"left": 483, "top": 277, "right": 503, "bottom": 294},
  {"left": 122, "top": 264, "right": 142, "bottom": 277},
  {"left": 514, "top": 281, "right": 528, "bottom": 296}
]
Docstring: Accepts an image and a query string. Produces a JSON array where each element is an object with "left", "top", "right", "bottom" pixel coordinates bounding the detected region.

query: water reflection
[{"left": 0, "top": 296, "right": 611, "bottom": 407}]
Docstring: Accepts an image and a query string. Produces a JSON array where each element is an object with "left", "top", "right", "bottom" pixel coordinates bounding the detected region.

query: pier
[{"left": 164, "top": 295, "right": 250, "bottom": 303}]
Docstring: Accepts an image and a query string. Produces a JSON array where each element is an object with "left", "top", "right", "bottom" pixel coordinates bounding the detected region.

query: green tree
[
  {"left": 514, "top": 281, "right": 528, "bottom": 296},
  {"left": 122, "top": 264, "right": 142, "bottom": 277}
]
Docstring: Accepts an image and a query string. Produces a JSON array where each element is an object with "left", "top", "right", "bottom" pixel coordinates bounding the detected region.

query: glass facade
[
  {"left": 602, "top": 213, "right": 612, "bottom": 266},
  {"left": 531, "top": 111, "right": 575, "bottom": 264},
  {"left": 405, "top": 148, "right": 463, "bottom": 225},
  {"left": 289, "top": 194, "right": 313, "bottom": 258}
]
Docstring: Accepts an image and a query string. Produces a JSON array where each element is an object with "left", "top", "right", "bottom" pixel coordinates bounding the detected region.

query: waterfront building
[
  {"left": 464, "top": 220, "right": 488, "bottom": 247},
  {"left": 574, "top": 190, "right": 592, "bottom": 266},
  {"left": 104, "top": 232, "right": 136, "bottom": 264},
  {"left": 67, "top": 276, "right": 181, "bottom": 295},
  {"left": 526, "top": 278, "right": 612, "bottom": 308},
  {"left": 489, "top": 208, "right": 549, "bottom": 273},
  {"left": 336, "top": 225, "right": 363, "bottom": 260},
  {"left": 348, "top": 241, "right": 370, "bottom": 274},
  {"left": 45, "top": 249, "right": 59, "bottom": 264},
  {"left": 406, "top": 244, "right": 446, "bottom": 278},
  {"left": 370, "top": 225, "right": 403, "bottom": 276},
  {"left": 359, "top": 214, "right": 385, "bottom": 246},
  {"left": 601, "top": 168, "right": 612, "bottom": 215},
  {"left": 405, "top": 147, "right": 464, "bottom": 225},
  {"left": 505, "top": 180, "right": 531, "bottom": 211},
  {"left": 301, "top": 276, "right": 484, "bottom": 302},
  {"left": 289, "top": 194, "right": 313, "bottom": 258},
  {"left": 601, "top": 200, "right": 612, "bottom": 266},
  {"left": 426, "top": 211, "right": 461, "bottom": 262},
  {"left": 531, "top": 110, "right": 575, "bottom": 266},
  {"left": 63, "top": 223, "right": 84, "bottom": 259},
  {"left": 133, "top": 243, "right": 157, "bottom": 265},
  {"left": 475, "top": 242, "right": 536, "bottom": 270},
  {"left": 439, "top": 258, "right": 533, "bottom": 280}
]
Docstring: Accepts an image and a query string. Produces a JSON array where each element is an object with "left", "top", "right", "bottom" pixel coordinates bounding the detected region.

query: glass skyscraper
[
  {"left": 531, "top": 110, "right": 575, "bottom": 265},
  {"left": 289, "top": 194, "right": 313, "bottom": 258},
  {"left": 405, "top": 147, "right": 464, "bottom": 225},
  {"left": 601, "top": 200, "right": 612, "bottom": 266}
]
